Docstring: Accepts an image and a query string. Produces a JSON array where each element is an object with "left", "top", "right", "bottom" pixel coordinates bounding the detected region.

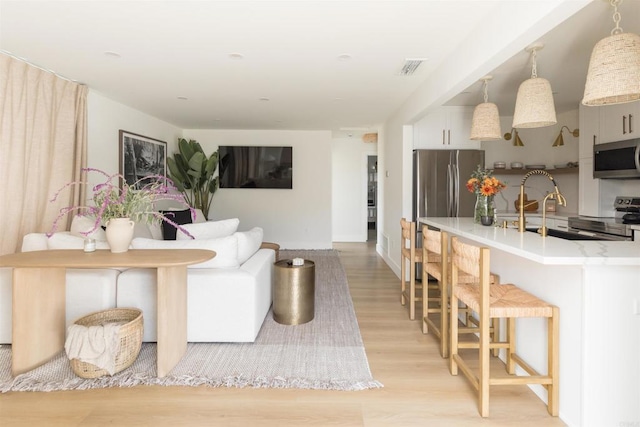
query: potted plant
[
  {"left": 167, "top": 138, "right": 218, "bottom": 220},
  {"left": 48, "top": 168, "right": 194, "bottom": 252}
]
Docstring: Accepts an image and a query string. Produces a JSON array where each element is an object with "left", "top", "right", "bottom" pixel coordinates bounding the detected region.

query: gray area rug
[{"left": 0, "top": 249, "right": 382, "bottom": 392}]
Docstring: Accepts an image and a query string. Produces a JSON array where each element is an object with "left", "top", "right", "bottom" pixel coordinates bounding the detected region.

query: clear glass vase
[{"left": 474, "top": 194, "right": 495, "bottom": 225}]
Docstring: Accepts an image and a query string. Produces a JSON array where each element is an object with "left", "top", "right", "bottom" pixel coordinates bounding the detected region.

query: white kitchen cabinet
[
  {"left": 598, "top": 101, "right": 640, "bottom": 144},
  {"left": 578, "top": 105, "right": 602, "bottom": 216},
  {"left": 413, "top": 107, "right": 480, "bottom": 149},
  {"left": 579, "top": 105, "right": 600, "bottom": 159}
]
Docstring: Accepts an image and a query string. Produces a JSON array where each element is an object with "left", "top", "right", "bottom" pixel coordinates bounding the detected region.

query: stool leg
[
  {"left": 440, "top": 278, "right": 449, "bottom": 358},
  {"left": 491, "top": 318, "right": 500, "bottom": 357},
  {"left": 506, "top": 317, "right": 516, "bottom": 374},
  {"left": 400, "top": 255, "right": 406, "bottom": 306},
  {"left": 449, "top": 291, "right": 459, "bottom": 375},
  {"left": 422, "top": 269, "right": 429, "bottom": 334},
  {"left": 409, "top": 263, "right": 416, "bottom": 320},
  {"left": 548, "top": 307, "right": 560, "bottom": 416},
  {"left": 479, "top": 300, "right": 491, "bottom": 417}
]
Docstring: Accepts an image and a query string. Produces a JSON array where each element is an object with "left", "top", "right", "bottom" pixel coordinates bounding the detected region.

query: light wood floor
[{"left": 0, "top": 242, "right": 566, "bottom": 426}]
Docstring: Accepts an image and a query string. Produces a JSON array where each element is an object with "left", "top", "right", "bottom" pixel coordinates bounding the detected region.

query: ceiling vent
[{"left": 399, "top": 58, "right": 426, "bottom": 76}]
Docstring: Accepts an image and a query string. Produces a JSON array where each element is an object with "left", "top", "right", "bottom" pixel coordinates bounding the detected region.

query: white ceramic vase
[{"left": 105, "top": 218, "right": 135, "bottom": 253}]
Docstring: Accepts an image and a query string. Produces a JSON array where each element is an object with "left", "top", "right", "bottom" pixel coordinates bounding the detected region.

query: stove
[{"left": 568, "top": 196, "right": 640, "bottom": 241}]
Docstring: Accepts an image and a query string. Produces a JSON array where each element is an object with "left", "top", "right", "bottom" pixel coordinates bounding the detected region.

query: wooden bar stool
[
  {"left": 400, "top": 218, "right": 422, "bottom": 320},
  {"left": 422, "top": 227, "right": 500, "bottom": 359},
  {"left": 449, "top": 237, "right": 559, "bottom": 417}
]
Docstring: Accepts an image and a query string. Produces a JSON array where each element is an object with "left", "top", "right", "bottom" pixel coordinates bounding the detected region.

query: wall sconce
[
  {"left": 552, "top": 126, "right": 580, "bottom": 147},
  {"left": 470, "top": 75, "right": 502, "bottom": 141},
  {"left": 582, "top": 0, "right": 640, "bottom": 106},
  {"left": 512, "top": 43, "right": 557, "bottom": 129},
  {"left": 504, "top": 128, "right": 525, "bottom": 146}
]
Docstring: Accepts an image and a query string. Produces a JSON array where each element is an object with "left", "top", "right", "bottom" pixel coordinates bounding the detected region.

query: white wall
[
  {"left": 182, "top": 129, "right": 332, "bottom": 249},
  {"left": 87, "top": 90, "right": 183, "bottom": 178},
  {"left": 331, "top": 137, "right": 377, "bottom": 242}
]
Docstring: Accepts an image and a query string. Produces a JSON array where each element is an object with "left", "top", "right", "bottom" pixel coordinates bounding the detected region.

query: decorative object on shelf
[
  {"left": 515, "top": 193, "right": 539, "bottom": 212},
  {"left": 552, "top": 126, "right": 580, "bottom": 147},
  {"left": 582, "top": 0, "right": 640, "bottom": 106},
  {"left": 510, "top": 162, "right": 524, "bottom": 169},
  {"left": 504, "top": 128, "right": 525, "bottom": 146},
  {"left": 493, "top": 161, "right": 506, "bottom": 169},
  {"left": 470, "top": 75, "right": 502, "bottom": 141},
  {"left": 168, "top": 138, "right": 218, "bottom": 220},
  {"left": 104, "top": 217, "right": 135, "bottom": 253},
  {"left": 48, "top": 168, "right": 195, "bottom": 245},
  {"left": 512, "top": 43, "right": 557, "bottom": 129},
  {"left": 466, "top": 165, "right": 506, "bottom": 224}
]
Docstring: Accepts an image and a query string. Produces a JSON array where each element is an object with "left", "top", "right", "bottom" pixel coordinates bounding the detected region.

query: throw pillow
[
  {"left": 235, "top": 227, "right": 264, "bottom": 264},
  {"left": 130, "top": 235, "right": 240, "bottom": 269},
  {"left": 160, "top": 209, "right": 193, "bottom": 240},
  {"left": 70, "top": 215, "right": 107, "bottom": 241},
  {"left": 175, "top": 218, "right": 240, "bottom": 240}
]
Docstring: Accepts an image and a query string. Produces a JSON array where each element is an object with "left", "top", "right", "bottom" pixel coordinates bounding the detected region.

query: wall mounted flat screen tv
[{"left": 218, "top": 146, "right": 293, "bottom": 189}]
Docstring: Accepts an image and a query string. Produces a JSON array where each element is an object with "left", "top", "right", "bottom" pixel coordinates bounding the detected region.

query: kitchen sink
[{"left": 525, "top": 227, "right": 606, "bottom": 241}]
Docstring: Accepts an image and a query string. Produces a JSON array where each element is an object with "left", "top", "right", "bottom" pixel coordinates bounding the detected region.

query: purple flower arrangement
[{"left": 48, "top": 168, "right": 194, "bottom": 238}]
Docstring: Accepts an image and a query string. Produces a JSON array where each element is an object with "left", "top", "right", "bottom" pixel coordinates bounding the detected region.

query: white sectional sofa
[{"left": 0, "top": 213, "right": 276, "bottom": 344}]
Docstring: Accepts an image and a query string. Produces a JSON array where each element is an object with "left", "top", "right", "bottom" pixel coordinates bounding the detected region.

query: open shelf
[{"left": 490, "top": 167, "right": 579, "bottom": 175}]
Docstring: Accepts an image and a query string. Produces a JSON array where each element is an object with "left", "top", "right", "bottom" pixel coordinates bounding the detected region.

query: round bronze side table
[{"left": 273, "top": 259, "right": 315, "bottom": 325}]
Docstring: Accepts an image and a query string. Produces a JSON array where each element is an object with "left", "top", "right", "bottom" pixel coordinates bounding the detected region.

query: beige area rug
[{"left": 0, "top": 250, "right": 383, "bottom": 392}]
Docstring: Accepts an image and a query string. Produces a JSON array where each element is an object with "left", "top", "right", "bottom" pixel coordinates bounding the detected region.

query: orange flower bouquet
[{"left": 466, "top": 165, "right": 506, "bottom": 223}]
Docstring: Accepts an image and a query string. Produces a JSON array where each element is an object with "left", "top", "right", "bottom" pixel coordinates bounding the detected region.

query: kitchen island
[{"left": 420, "top": 217, "right": 640, "bottom": 427}]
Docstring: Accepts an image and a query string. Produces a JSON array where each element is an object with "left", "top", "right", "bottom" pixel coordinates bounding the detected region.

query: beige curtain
[{"left": 0, "top": 53, "right": 88, "bottom": 255}]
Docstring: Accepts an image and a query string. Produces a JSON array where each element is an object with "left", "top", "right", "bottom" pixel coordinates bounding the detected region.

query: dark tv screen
[{"left": 218, "top": 146, "right": 293, "bottom": 189}]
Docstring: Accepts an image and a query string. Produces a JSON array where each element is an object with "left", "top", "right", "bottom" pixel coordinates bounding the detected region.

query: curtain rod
[{"left": 0, "top": 49, "right": 82, "bottom": 85}]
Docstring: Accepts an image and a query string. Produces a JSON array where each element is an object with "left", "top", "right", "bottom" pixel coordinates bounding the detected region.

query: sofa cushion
[
  {"left": 176, "top": 218, "right": 240, "bottom": 241},
  {"left": 131, "top": 235, "right": 239, "bottom": 269},
  {"left": 160, "top": 209, "right": 193, "bottom": 240},
  {"left": 70, "top": 215, "right": 107, "bottom": 241},
  {"left": 235, "top": 227, "right": 264, "bottom": 264},
  {"left": 47, "top": 232, "right": 111, "bottom": 250}
]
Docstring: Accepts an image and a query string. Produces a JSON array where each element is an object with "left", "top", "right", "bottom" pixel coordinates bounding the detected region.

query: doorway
[{"left": 367, "top": 155, "right": 377, "bottom": 242}]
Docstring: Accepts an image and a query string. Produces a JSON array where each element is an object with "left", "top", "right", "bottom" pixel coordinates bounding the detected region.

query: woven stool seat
[{"left": 455, "top": 283, "right": 554, "bottom": 318}]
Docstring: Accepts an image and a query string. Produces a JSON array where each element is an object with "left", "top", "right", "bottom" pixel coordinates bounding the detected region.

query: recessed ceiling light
[
  {"left": 259, "top": 97, "right": 270, "bottom": 101},
  {"left": 337, "top": 54, "right": 352, "bottom": 61},
  {"left": 228, "top": 53, "right": 244, "bottom": 60},
  {"left": 177, "top": 96, "right": 188, "bottom": 100},
  {"left": 104, "top": 51, "right": 121, "bottom": 58},
  {"left": 333, "top": 97, "right": 343, "bottom": 101}
]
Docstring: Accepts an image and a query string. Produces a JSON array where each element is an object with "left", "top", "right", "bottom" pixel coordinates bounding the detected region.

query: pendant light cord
[
  {"left": 531, "top": 49, "right": 538, "bottom": 79},
  {"left": 483, "top": 79, "right": 489, "bottom": 103},
  {"left": 610, "top": 0, "right": 623, "bottom": 35}
]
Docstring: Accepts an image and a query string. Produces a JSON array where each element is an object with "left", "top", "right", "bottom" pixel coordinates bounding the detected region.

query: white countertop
[{"left": 419, "top": 217, "right": 640, "bottom": 266}]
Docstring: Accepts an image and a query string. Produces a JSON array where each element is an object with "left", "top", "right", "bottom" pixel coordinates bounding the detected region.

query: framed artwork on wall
[{"left": 119, "top": 130, "right": 167, "bottom": 189}]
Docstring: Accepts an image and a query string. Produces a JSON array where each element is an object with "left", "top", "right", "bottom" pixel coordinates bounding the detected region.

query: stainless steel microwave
[{"left": 593, "top": 138, "right": 640, "bottom": 179}]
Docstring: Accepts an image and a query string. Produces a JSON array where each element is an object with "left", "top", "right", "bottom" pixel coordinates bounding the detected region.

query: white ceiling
[{"left": 1, "top": 1, "right": 638, "bottom": 135}]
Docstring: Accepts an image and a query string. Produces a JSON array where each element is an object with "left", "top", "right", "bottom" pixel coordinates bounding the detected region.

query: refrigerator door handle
[
  {"left": 446, "top": 164, "right": 453, "bottom": 216},
  {"left": 453, "top": 164, "right": 460, "bottom": 217}
]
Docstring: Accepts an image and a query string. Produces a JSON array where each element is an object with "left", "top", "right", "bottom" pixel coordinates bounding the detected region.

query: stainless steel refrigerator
[{"left": 412, "top": 149, "right": 485, "bottom": 221}]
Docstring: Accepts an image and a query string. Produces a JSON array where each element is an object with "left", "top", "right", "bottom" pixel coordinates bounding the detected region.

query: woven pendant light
[
  {"left": 512, "top": 44, "right": 557, "bottom": 129},
  {"left": 470, "top": 76, "right": 502, "bottom": 141},
  {"left": 582, "top": 0, "right": 640, "bottom": 106}
]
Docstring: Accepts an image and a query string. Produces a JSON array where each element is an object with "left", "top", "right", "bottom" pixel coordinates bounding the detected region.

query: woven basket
[{"left": 69, "top": 308, "right": 143, "bottom": 379}]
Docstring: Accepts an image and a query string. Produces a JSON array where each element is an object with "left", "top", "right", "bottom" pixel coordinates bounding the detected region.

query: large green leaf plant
[{"left": 167, "top": 138, "right": 218, "bottom": 220}]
